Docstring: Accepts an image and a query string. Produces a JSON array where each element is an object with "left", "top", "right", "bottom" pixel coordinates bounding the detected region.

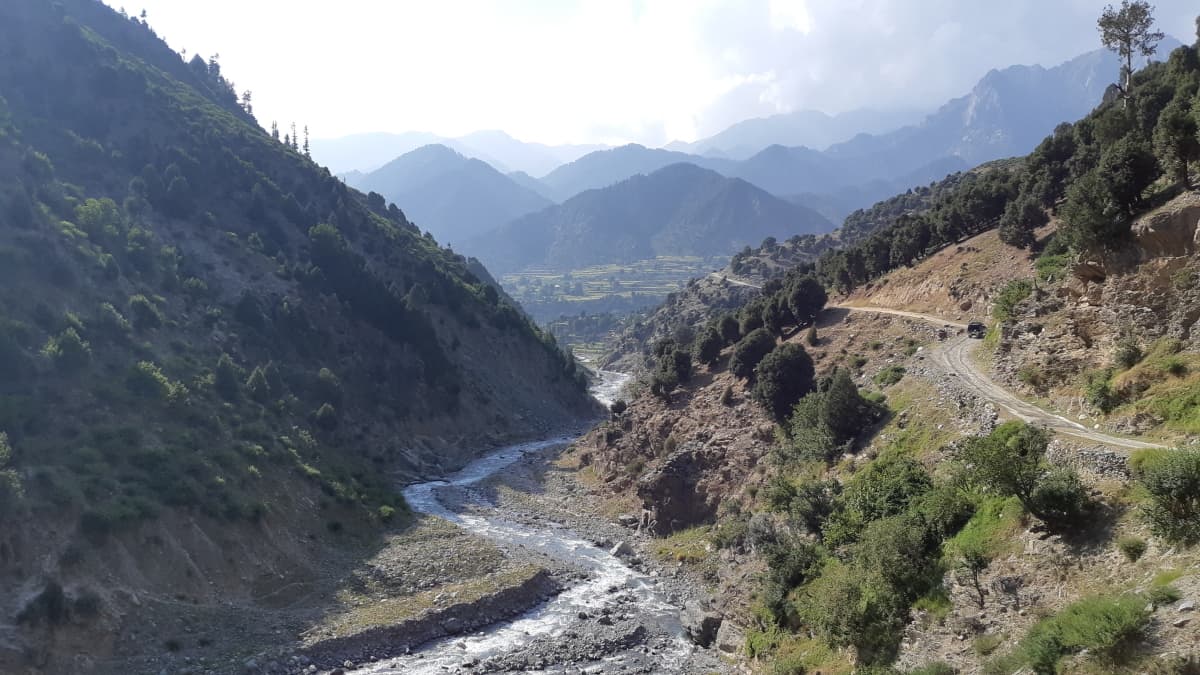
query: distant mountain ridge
[
  {"left": 312, "top": 129, "right": 607, "bottom": 176},
  {"left": 670, "top": 107, "right": 927, "bottom": 159},
  {"left": 465, "top": 163, "right": 833, "bottom": 274},
  {"left": 346, "top": 144, "right": 553, "bottom": 244}
]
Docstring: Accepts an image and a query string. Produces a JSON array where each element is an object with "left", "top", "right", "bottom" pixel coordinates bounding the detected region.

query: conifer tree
[
  {"left": 303, "top": 125, "right": 310, "bottom": 158},
  {"left": 1098, "top": 1, "right": 1164, "bottom": 102}
]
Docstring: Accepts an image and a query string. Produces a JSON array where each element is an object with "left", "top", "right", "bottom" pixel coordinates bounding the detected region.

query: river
[{"left": 344, "top": 371, "right": 727, "bottom": 674}]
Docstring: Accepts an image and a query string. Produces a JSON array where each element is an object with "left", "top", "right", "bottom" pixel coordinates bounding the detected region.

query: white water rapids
[{"left": 346, "top": 370, "right": 706, "bottom": 674}]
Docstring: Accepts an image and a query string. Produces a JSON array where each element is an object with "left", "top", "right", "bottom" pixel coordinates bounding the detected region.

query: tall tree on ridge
[{"left": 1098, "top": 1, "right": 1164, "bottom": 105}]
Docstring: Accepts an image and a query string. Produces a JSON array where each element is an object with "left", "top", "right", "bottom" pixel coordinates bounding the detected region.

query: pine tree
[
  {"left": 290, "top": 123, "right": 298, "bottom": 151},
  {"left": 270, "top": 121, "right": 279, "bottom": 141},
  {"left": 1097, "top": 1, "right": 1164, "bottom": 103},
  {"left": 303, "top": 125, "right": 310, "bottom": 158},
  {"left": 240, "top": 90, "right": 253, "bottom": 115}
]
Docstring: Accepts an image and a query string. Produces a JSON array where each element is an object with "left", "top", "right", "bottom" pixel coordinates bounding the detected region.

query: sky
[{"left": 106, "top": 0, "right": 1197, "bottom": 145}]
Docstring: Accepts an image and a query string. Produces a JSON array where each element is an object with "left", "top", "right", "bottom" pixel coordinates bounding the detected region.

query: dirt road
[{"left": 836, "top": 305, "right": 1166, "bottom": 450}]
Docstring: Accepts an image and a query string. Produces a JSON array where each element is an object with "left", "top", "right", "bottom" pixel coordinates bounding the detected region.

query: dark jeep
[{"left": 967, "top": 321, "right": 986, "bottom": 338}]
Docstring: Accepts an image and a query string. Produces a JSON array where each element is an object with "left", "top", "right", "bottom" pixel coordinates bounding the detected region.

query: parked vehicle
[{"left": 967, "top": 321, "right": 986, "bottom": 338}]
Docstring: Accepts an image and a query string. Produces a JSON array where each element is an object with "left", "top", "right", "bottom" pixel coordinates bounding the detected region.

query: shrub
[
  {"left": 1029, "top": 468, "right": 1090, "bottom": 526},
  {"left": 1147, "top": 584, "right": 1182, "bottom": 607},
  {"left": 805, "top": 324, "right": 818, "bottom": 346},
  {"left": 873, "top": 365, "right": 905, "bottom": 387},
  {"left": 1116, "top": 536, "right": 1147, "bottom": 562},
  {"left": 125, "top": 361, "right": 171, "bottom": 399},
  {"left": 1137, "top": 449, "right": 1200, "bottom": 544},
  {"left": 128, "top": 294, "right": 163, "bottom": 330},
  {"left": 1084, "top": 369, "right": 1119, "bottom": 413},
  {"left": 95, "top": 303, "right": 132, "bottom": 339},
  {"left": 316, "top": 367, "right": 343, "bottom": 403},
  {"left": 313, "top": 403, "right": 338, "bottom": 431},
  {"left": 610, "top": 399, "right": 628, "bottom": 415},
  {"left": 720, "top": 386, "right": 733, "bottom": 406},
  {"left": 246, "top": 366, "right": 271, "bottom": 403},
  {"left": 730, "top": 328, "right": 776, "bottom": 380},
  {"left": 1113, "top": 338, "right": 1143, "bottom": 370},
  {"left": 718, "top": 314, "right": 741, "bottom": 344},
  {"left": 959, "top": 422, "right": 1089, "bottom": 528},
  {"left": 378, "top": 505, "right": 396, "bottom": 522},
  {"left": 753, "top": 343, "right": 815, "bottom": 421},
  {"left": 992, "top": 279, "right": 1033, "bottom": 322},
  {"left": 42, "top": 328, "right": 91, "bottom": 373},
  {"left": 214, "top": 354, "right": 241, "bottom": 400},
  {"left": 1005, "top": 594, "right": 1149, "bottom": 673},
  {"left": 692, "top": 326, "right": 724, "bottom": 366}
]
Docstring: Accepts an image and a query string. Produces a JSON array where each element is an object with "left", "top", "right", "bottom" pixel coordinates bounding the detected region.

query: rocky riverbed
[{"left": 325, "top": 435, "right": 734, "bottom": 675}]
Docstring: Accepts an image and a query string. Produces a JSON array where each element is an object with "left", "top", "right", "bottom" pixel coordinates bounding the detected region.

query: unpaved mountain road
[
  {"left": 836, "top": 305, "right": 1167, "bottom": 450},
  {"left": 708, "top": 272, "right": 762, "bottom": 289}
]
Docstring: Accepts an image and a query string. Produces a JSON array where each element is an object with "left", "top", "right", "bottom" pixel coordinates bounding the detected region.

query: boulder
[
  {"left": 713, "top": 620, "right": 745, "bottom": 654},
  {"left": 681, "top": 600, "right": 723, "bottom": 647},
  {"left": 609, "top": 541, "right": 634, "bottom": 557}
]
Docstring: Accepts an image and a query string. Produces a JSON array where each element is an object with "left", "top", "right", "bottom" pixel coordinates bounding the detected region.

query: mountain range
[
  {"left": 666, "top": 107, "right": 927, "bottom": 159},
  {"left": 345, "top": 144, "right": 552, "bottom": 244},
  {"left": 464, "top": 163, "right": 833, "bottom": 274},
  {"left": 311, "top": 129, "right": 607, "bottom": 177}
]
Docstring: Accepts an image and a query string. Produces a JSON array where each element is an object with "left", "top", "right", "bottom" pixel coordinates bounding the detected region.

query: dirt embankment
[{"left": 841, "top": 226, "right": 1047, "bottom": 321}]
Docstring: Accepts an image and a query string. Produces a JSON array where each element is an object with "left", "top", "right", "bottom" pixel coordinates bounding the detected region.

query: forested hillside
[
  {"left": 0, "top": 2, "right": 594, "bottom": 670},
  {"left": 466, "top": 163, "right": 832, "bottom": 274},
  {"left": 585, "top": 18, "right": 1200, "bottom": 675}
]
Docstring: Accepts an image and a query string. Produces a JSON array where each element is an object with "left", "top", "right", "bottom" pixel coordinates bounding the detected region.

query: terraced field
[{"left": 501, "top": 256, "right": 725, "bottom": 322}]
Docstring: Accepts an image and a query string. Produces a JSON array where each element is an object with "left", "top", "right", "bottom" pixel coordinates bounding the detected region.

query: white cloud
[{"left": 107, "top": 0, "right": 1198, "bottom": 144}]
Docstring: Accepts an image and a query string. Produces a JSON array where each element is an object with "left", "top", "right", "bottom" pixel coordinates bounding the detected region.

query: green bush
[
  {"left": 692, "top": 326, "right": 724, "bottom": 366},
  {"left": 992, "top": 279, "right": 1033, "bottom": 322},
  {"left": 1002, "top": 594, "right": 1149, "bottom": 673},
  {"left": 95, "top": 303, "right": 132, "bottom": 339},
  {"left": 1116, "top": 535, "right": 1147, "bottom": 562},
  {"left": 42, "top": 328, "right": 91, "bottom": 373},
  {"left": 1137, "top": 449, "right": 1200, "bottom": 544},
  {"left": 873, "top": 365, "right": 906, "bottom": 387},
  {"left": 1147, "top": 584, "right": 1182, "bottom": 607},
  {"left": 753, "top": 343, "right": 815, "bottom": 421},
  {"left": 313, "top": 403, "right": 338, "bottom": 431},
  {"left": 128, "top": 294, "right": 163, "bottom": 330},
  {"left": 0, "top": 432, "right": 22, "bottom": 507},
  {"left": 246, "top": 366, "right": 271, "bottom": 403},
  {"left": 125, "top": 361, "right": 171, "bottom": 399},
  {"left": 1113, "top": 338, "right": 1143, "bottom": 370},
  {"left": 1029, "top": 467, "right": 1090, "bottom": 526},
  {"left": 730, "top": 328, "right": 776, "bottom": 380}
]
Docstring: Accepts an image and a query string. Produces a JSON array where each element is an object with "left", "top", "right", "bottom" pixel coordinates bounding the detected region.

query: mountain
[
  {"left": 678, "top": 107, "right": 927, "bottom": 159},
  {"left": 345, "top": 144, "right": 552, "bottom": 244},
  {"left": 0, "top": 2, "right": 595, "bottom": 671},
  {"left": 537, "top": 144, "right": 706, "bottom": 202},
  {"left": 826, "top": 41, "right": 1183, "bottom": 177},
  {"left": 456, "top": 130, "right": 608, "bottom": 177},
  {"left": 465, "top": 163, "right": 833, "bottom": 274},
  {"left": 311, "top": 129, "right": 606, "bottom": 176}
]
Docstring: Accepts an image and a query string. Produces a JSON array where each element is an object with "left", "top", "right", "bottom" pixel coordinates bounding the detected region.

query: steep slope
[
  {"left": 0, "top": 2, "right": 595, "bottom": 671},
  {"left": 347, "top": 144, "right": 552, "bottom": 244},
  {"left": 466, "top": 163, "right": 833, "bottom": 274}
]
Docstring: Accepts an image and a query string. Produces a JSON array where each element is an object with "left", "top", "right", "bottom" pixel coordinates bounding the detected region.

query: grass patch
[
  {"left": 873, "top": 365, "right": 906, "bottom": 387},
  {"left": 912, "top": 585, "right": 953, "bottom": 620},
  {"left": 652, "top": 525, "right": 712, "bottom": 564},
  {"left": 944, "top": 496, "right": 1025, "bottom": 560},
  {"left": 1151, "top": 568, "right": 1185, "bottom": 588},
  {"left": 992, "top": 279, "right": 1033, "bottom": 322},
  {"left": 1116, "top": 535, "right": 1147, "bottom": 562},
  {"left": 988, "top": 593, "right": 1149, "bottom": 674},
  {"left": 762, "top": 634, "right": 853, "bottom": 675}
]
